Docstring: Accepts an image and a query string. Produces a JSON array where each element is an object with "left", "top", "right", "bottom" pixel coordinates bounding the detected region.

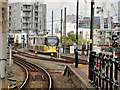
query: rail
[
  {"left": 13, "top": 55, "right": 52, "bottom": 90},
  {"left": 14, "top": 61, "right": 29, "bottom": 90}
]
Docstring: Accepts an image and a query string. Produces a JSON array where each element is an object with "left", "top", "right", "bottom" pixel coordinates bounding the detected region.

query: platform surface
[{"left": 67, "top": 64, "right": 94, "bottom": 89}]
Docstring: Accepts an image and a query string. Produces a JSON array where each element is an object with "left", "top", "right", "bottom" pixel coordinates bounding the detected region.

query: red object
[
  {"left": 115, "top": 52, "right": 120, "bottom": 60},
  {"left": 96, "top": 24, "right": 99, "bottom": 29},
  {"left": 95, "top": 59, "right": 100, "bottom": 68},
  {"left": 112, "top": 52, "right": 120, "bottom": 61},
  {"left": 82, "top": 49, "right": 84, "bottom": 55},
  {"left": 112, "top": 24, "right": 114, "bottom": 29}
]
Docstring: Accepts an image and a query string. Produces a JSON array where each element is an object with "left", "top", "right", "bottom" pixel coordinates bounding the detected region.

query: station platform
[{"left": 64, "top": 64, "right": 94, "bottom": 89}]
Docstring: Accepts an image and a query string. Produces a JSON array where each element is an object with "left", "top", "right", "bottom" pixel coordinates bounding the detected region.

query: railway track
[
  {"left": 12, "top": 55, "right": 52, "bottom": 89},
  {"left": 13, "top": 50, "right": 88, "bottom": 65}
]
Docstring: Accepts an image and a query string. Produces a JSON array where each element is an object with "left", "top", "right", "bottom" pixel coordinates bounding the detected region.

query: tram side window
[{"left": 33, "top": 37, "right": 35, "bottom": 44}]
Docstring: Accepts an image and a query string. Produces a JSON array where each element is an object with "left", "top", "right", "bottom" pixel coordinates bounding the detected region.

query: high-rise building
[
  {"left": 7, "top": 2, "right": 46, "bottom": 44},
  {"left": 118, "top": 1, "right": 120, "bottom": 23}
]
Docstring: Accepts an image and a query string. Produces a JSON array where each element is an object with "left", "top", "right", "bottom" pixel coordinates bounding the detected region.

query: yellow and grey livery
[{"left": 29, "top": 34, "right": 59, "bottom": 54}]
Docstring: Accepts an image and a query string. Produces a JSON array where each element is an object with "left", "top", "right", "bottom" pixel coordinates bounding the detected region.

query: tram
[{"left": 29, "top": 34, "right": 59, "bottom": 54}]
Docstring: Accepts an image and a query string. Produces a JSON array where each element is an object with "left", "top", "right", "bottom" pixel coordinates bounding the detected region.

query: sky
[
  {"left": 7, "top": 0, "right": 120, "bottom": 33},
  {"left": 8, "top": 0, "right": 120, "bottom": 21}
]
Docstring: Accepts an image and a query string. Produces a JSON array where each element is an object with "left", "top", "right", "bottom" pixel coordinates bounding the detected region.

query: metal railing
[{"left": 89, "top": 51, "right": 119, "bottom": 89}]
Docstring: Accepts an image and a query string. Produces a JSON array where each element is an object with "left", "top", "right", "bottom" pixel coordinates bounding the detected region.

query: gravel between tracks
[
  {"left": 7, "top": 62, "right": 25, "bottom": 88},
  {"left": 15, "top": 54, "right": 77, "bottom": 89}
]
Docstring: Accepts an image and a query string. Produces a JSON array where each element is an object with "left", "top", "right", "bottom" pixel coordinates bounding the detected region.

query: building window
[
  {"left": 9, "top": 12, "right": 11, "bottom": 16},
  {"left": 40, "top": 7, "right": 42, "bottom": 12},
  {"left": 36, "top": 24, "right": 38, "bottom": 27},
  {"left": 40, "top": 25, "right": 41, "bottom": 29},
  {"left": 9, "top": 23, "right": 11, "bottom": 27},
  {"left": 9, "top": 6, "right": 11, "bottom": 10},
  {"left": 9, "top": 17, "right": 11, "bottom": 21}
]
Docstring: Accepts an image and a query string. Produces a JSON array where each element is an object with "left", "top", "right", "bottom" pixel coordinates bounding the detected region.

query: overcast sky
[{"left": 8, "top": 0, "right": 120, "bottom": 22}]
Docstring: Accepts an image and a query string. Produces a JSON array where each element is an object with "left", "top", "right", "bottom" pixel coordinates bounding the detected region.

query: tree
[{"left": 62, "top": 31, "right": 86, "bottom": 45}]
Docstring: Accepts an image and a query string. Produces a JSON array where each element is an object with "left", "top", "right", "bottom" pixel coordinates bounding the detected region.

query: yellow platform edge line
[
  {"left": 68, "top": 65, "right": 87, "bottom": 85},
  {"left": 73, "top": 63, "right": 82, "bottom": 66}
]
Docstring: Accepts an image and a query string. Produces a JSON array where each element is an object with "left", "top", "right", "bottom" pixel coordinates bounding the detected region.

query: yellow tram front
[{"left": 44, "top": 35, "right": 59, "bottom": 53}]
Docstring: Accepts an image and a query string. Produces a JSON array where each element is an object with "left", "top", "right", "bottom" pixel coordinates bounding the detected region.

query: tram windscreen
[{"left": 47, "top": 36, "right": 58, "bottom": 46}]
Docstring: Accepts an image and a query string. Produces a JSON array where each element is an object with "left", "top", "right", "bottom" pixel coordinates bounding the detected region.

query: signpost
[
  {"left": 112, "top": 34, "right": 118, "bottom": 58},
  {"left": 8, "top": 37, "right": 14, "bottom": 67}
]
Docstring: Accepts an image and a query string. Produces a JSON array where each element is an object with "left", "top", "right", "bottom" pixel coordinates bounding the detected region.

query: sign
[
  {"left": 70, "top": 46, "right": 74, "bottom": 53},
  {"left": 112, "top": 42, "right": 118, "bottom": 48}
]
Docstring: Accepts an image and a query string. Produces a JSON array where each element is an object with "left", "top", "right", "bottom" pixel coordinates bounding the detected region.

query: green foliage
[
  {"left": 62, "top": 31, "right": 86, "bottom": 45},
  {"left": 116, "top": 48, "right": 120, "bottom": 52},
  {"left": 15, "top": 39, "right": 18, "bottom": 44}
]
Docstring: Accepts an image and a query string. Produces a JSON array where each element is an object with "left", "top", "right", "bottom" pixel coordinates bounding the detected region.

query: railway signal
[
  {"left": 8, "top": 36, "right": 14, "bottom": 67},
  {"left": 112, "top": 34, "right": 119, "bottom": 59},
  {"left": 112, "top": 42, "right": 118, "bottom": 48},
  {"left": 112, "top": 35, "right": 118, "bottom": 48},
  {"left": 8, "top": 37, "right": 14, "bottom": 44}
]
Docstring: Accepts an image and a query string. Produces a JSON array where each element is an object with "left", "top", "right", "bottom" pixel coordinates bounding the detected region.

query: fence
[{"left": 89, "top": 51, "right": 119, "bottom": 89}]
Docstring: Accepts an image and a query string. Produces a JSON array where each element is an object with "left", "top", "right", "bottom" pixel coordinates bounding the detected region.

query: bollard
[
  {"left": 105, "top": 54, "right": 109, "bottom": 90},
  {"left": 110, "top": 55, "right": 114, "bottom": 90}
]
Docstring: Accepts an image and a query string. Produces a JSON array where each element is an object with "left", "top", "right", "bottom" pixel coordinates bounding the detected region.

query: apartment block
[{"left": 7, "top": 2, "right": 46, "bottom": 44}]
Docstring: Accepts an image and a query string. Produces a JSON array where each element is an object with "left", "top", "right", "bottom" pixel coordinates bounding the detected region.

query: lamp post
[
  {"left": 89, "top": 0, "right": 95, "bottom": 82},
  {"left": 75, "top": 0, "right": 79, "bottom": 68}
]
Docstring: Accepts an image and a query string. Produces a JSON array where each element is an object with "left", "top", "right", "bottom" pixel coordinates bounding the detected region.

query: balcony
[
  {"left": 23, "top": 13, "right": 31, "bottom": 17},
  {"left": 22, "top": 26, "right": 27, "bottom": 29},
  {"left": 23, "top": 7, "right": 32, "bottom": 11},
  {"left": 35, "top": 21, "right": 38, "bottom": 23},
  {"left": 22, "top": 26, "right": 31, "bottom": 29},
  {"left": 35, "top": 15, "right": 38, "bottom": 18},
  {"left": 23, "top": 20, "right": 31, "bottom": 24}
]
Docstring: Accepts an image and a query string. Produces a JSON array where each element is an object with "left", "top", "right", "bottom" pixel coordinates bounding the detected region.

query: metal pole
[
  {"left": 59, "top": 43, "right": 61, "bottom": 59},
  {"left": 89, "top": 0, "right": 95, "bottom": 79},
  {"left": 59, "top": 9, "right": 62, "bottom": 59},
  {"left": 63, "top": 7, "right": 66, "bottom": 53},
  {"left": 9, "top": 44, "right": 12, "bottom": 67},
  {"left": 57, "top": 47, "right": 58, "bottom": 58},
  {"left": 61, "top": 9, "right": 63, "bottom": 45},
  {"left": 22, "top": 31, "right": 23, "bottom": 48},
  {"left": 27, "top": 30, "right": 28, "bottom": 48},
  {"left": 0, "top": 2, "right": 7, "bottom": 89},
  {"left": 75, "top": 0, "right": 79, "bottom": 68},
  {"left": 82, "top": 27, "right": 83, "bottom": 45},
  {"left": 52, "top": 11, "right": 53, "bottom": 35}
]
